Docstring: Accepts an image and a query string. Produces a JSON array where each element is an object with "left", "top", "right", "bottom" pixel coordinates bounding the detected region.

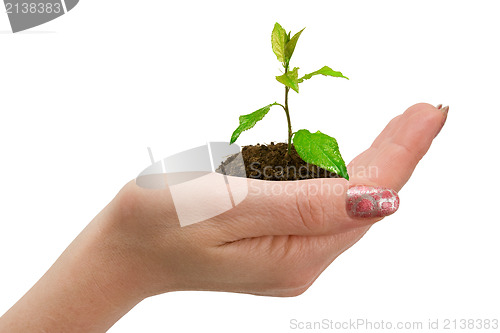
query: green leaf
[
  {"left": 298, "top": 66, "right": 349, "bottom": 83},
  {"left": 230, "top": 103, "right": 279, "bottom": 144},
  {"left": 293, "top": 129, "right": 349, "bottom": 180},
  {"left": 285, "top": 27, "right": 305, "bottom": 61},
  {"left": 271, "top": 23, "right": 287, "bottom": 63},
  {"left": 276, "top": 67, "right": 300, "bottom": 93}
]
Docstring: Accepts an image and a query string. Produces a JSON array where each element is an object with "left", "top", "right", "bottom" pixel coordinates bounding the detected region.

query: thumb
[{"left": 210, "top": 178, "right": 399, "bottom": 238}]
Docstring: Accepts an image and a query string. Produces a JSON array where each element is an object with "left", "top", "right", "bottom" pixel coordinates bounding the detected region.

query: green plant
[{"left": 230, "top": 22, "right": 349, "bottom": 180}]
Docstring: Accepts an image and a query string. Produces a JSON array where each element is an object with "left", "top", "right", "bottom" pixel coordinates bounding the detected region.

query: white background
[{"left": 1, "top": 1, "right": 499, "bottom": 332}]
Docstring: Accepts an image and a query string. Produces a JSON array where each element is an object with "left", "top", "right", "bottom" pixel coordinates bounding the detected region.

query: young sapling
[{"left": 230, "top": 22, "right": 349, "bottom": 180}]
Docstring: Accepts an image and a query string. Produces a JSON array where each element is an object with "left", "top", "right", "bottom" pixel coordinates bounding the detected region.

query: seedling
[{"left": 230, "top": 23, "right": 350, "bottom": 180}]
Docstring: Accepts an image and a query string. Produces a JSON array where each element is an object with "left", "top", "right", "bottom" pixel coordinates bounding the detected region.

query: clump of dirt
[{"left": 216, "top": 142, "right": 340, "bottom": 181}]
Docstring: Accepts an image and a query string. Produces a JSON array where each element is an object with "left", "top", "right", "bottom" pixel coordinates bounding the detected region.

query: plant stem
[
  {"left": 283, "top": 63, "right": 293, "bottom": 154},
  {"left": 284, "top": 87, "right": 292, "bottom": 153}
]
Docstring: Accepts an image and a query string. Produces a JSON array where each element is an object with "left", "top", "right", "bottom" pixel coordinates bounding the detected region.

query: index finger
[{"left": 348, "top": 103, "right": 448, "bottom": 191}]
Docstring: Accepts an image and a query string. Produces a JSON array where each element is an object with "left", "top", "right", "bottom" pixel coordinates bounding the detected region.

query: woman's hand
[
  {"left": 111, "top": 103, "right": 447, "bottom": 298},
  {"left": 0, "top": 103, "right": 448, "bottom": 333}
]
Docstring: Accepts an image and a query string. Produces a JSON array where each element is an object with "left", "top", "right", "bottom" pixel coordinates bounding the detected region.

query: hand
[
  {"left": 112, "top": 103, "right": 447, "bottom": 297},
  {"left": 0, "top": 103, "right": 448, "bottom": 332}
]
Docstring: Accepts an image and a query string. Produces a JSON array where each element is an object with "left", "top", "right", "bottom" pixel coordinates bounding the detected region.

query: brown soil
[{"left": 216, "top": 142, "right": 340, "bottom": 181}]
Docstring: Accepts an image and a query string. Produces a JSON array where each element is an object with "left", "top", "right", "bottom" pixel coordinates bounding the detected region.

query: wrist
[
  {"left": 77, "top": 208, "right": 147, "bottom": 308},
  {"left": 0, "top": 199, "right": 146, "bottom": 332}
]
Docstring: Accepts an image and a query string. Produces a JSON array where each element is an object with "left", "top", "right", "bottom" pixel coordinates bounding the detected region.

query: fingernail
[
  {"left": 441, "top": 105, "right": 449, "bottom": 118},
  {"left": 436, "top": 105, "right": 449, "bottom": 137},
  {"left": 346, "top": 186, "right": 400, "bottom": 218},
  {"left": 436, "top": 104, "right": 443, "bottom": 110}
]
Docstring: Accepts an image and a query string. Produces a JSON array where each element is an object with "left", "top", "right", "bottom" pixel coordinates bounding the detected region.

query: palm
[{"left": 224, "top": 103, "right": 446, "bottom": 293}]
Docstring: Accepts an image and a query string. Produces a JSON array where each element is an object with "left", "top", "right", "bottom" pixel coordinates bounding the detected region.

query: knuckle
[
  {"left": 114, "top": 179, "right": 177, "bottom": 224},
  {"left": 294, "top": 183, "right": 328, "bottom": 232},
  {"left": 114, "top": 180, "right": 143, "bottom": 220}
]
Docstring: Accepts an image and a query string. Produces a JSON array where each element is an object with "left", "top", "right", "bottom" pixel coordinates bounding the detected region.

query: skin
[{"left": 0, "top": 103, "right": 446, "bottom": 332}]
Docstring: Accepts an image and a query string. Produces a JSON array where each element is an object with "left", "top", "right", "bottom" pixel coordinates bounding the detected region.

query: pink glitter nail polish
[{"left": 346, "top": 186, "right": 400, "bottom": 218}]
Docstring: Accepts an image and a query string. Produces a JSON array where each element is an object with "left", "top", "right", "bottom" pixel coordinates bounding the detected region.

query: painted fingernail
[
  {"left": 436, "top": 104, "right": 443, "bottom": 110},
  {"left": 346, "top": 186, "right": 400, "bottom": 218},
  {"left": 436, "top": 105, "right": 449, "bottom": 137}
]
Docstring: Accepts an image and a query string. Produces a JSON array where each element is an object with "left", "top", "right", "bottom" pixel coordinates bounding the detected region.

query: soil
[{"left": 216, "top": 142, "right": 340, "bottom": 181}]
